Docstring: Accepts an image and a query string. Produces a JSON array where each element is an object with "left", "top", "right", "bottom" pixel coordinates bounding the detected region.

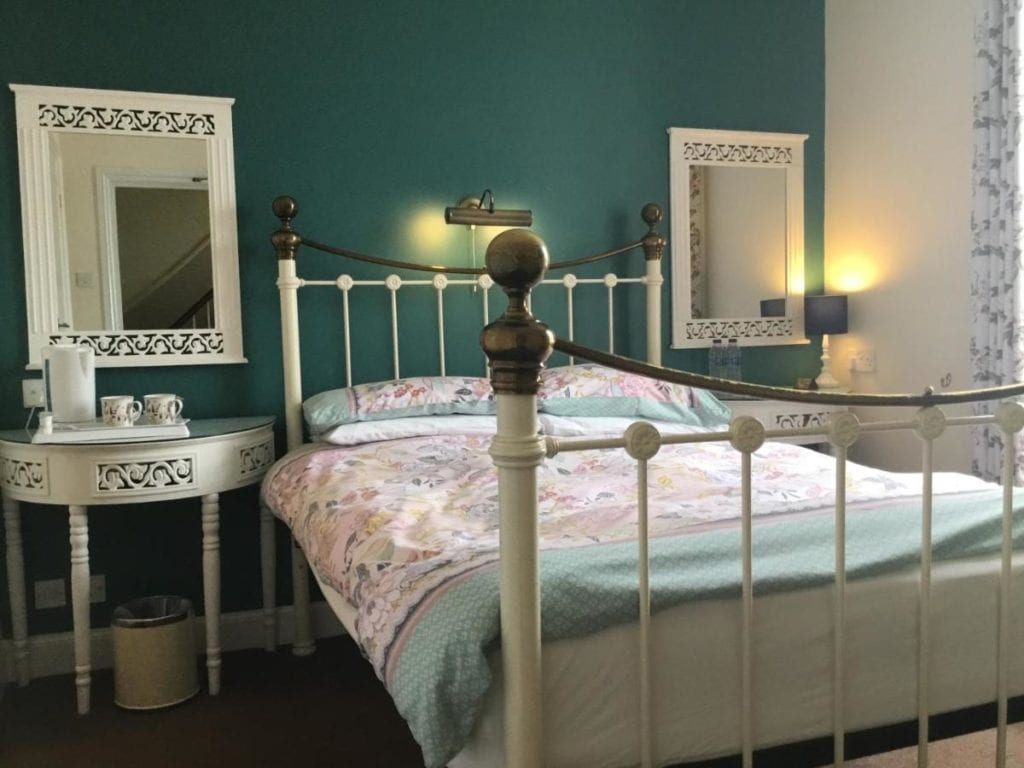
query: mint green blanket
[{"left": 391, "top": 489, "right": 1023, "bottom": 767}]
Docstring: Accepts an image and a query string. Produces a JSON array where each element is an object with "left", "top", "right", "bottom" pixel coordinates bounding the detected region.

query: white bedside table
[
  {"left": 719, "top": 396, "right": 846, "bottom": 445},
  {"left": 0, "top": 416, "right": 274, "bottom": 714}
]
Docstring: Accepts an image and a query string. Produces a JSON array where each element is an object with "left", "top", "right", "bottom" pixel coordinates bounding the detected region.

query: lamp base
[
  {"left": 815, "top": 370, "right": 843, "bottom": 390},
  {"left": 814, "top": 333, "right": 846, "bottom": 391}
]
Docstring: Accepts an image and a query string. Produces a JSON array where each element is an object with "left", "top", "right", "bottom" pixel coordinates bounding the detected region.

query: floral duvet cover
[{"left": 262, "top": 421, "right": 1007, "bottom": 767}]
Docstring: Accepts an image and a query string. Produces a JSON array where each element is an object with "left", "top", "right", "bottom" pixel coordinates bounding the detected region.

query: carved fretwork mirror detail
[{"left": 11, "top": 84, "right": 245, "bottom": 367}]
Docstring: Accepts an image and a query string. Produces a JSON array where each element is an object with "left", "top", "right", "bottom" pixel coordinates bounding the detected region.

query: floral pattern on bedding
[
  {"left": 302, "top": 375, "right": 495, "bottom": 436},
  {"left": 261, "top": 430, "right": 987, "bottom": 683}
]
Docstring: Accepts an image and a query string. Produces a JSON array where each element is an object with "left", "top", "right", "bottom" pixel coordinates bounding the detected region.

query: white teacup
[
  {"left": 101, "top": 395, "right": 143, "bottom": 427},
  {"left": 144, "top": 394, "right": 184, "bottom": 425}
]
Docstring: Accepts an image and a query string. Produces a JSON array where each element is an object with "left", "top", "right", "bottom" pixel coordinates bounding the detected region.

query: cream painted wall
[{"left": 825, "top": 0, "right": 974, "bottom": 472}]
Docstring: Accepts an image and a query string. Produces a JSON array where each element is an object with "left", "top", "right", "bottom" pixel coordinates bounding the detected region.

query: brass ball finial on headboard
[
  {"left": 480, "top": 229, "right": 554, "bottom": 395},
  {"left": 640, "top": 203, "right": 666, "bottom": 262},
  {"left": 641, "top": 202, "right": 663, "bottom": 229},
  {"left": 485, "top": 229, "right": 549, "bottom": 296},
  {"left": 272, "top": 196, "right": 302, "bottom": 260},
  {"left": 273, "top": 195, "right": 298, "bottom": 228}
]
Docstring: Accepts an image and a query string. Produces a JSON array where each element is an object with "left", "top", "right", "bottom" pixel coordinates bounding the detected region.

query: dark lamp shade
[
  {"left": 759, "top": 298, "right": 786, "bottom": 318},
  {"left": 804, "top": 294, "right": 848, "bottom": 336}
]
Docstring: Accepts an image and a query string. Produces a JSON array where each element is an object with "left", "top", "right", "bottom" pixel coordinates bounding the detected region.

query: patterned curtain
[{"left": 971, "top": 0, "right": 1024, "bottom": 481}]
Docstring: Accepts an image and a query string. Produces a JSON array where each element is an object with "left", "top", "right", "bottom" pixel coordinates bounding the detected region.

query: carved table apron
[{"left": 0, "top": 416, "right": 275, "bottom": 714}]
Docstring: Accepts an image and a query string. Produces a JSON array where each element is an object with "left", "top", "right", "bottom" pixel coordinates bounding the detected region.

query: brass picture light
[{"left": 444, "top": 188, "right": 532, "bottom": 227}]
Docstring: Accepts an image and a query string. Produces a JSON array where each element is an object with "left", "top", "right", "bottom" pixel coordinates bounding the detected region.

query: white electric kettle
[{"left": 42, "top": 345, "right": 96, "bottom": 424}]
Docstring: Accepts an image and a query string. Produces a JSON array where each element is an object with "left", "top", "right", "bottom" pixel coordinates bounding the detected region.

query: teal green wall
[{"left": 0, "top": 0, "right": 824, "bottom": 634}]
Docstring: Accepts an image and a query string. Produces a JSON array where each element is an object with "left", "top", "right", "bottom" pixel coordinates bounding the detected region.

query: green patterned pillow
[
  {"left": 303, "top": 376, "right": 495, "bottom": 437},
  {"left": 539, "top": 364, "right": 730, "bottom": 427}
]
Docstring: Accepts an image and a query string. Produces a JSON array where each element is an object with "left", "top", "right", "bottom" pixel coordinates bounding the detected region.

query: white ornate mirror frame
[
  {"left": 10, "top": 84, "right": 245, "bottom": 367},
  {"left": 668, "top": 127, "right": 809, "bottom": 349}
]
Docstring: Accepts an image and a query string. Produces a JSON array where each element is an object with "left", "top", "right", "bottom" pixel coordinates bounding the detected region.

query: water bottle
[
  {"left": 708, "top": 339, "right": 725, "bottom": 378},
  {"left": 726, "top": 338, "right": 742, "bottom": 381}
]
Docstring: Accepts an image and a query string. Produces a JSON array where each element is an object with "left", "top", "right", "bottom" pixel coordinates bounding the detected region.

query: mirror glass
[
  {"left": 688, "top": 165, "right": 786, "bottom": 319},
  {"left": 12, "top": 84, "right": 244, "bottom": 367},
  {"left": 51, "top": 133, "right": 212, "bottom": 331},
  {"left": 668, "top": 127, "right": 808, "bottom": 349}
]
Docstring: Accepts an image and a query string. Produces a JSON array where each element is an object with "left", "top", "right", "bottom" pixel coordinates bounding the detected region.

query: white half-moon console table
[
  {"left": 718, "top": 396, "right": 847, "bottom": 446},
  {"left": 0, "top": 416, "right": 275, "bottom": 715}
]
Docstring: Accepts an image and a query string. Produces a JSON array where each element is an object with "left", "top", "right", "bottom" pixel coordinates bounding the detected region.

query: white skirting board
[{"left": 0, "top": 601, "right": 345, "bottom": 685}]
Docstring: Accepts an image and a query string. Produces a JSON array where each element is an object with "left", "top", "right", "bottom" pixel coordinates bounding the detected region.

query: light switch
[{"left": 74, "top": 272, "right": 96, "bottom": 288}]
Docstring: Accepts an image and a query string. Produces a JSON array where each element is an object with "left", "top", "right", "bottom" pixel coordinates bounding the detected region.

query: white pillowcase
[
  {"left": 538, "top": 414, "right": 714, "bottom": 437},
  {"left": 319, "top": 415, "right": 498, "bottom": 446}
]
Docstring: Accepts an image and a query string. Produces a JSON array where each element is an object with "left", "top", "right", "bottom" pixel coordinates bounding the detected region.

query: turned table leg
[
  {"left": 259, "top": 502, "right": 277, "bottom": 652},
  {"left": 68, "top": 505, "right": 91, "bottom": 714},
  {"left": 201, "top": 493, "right": 221, "bottom": 695},
  {"left": 291, "top": 537, "right": 315, "bottom": 657},
  {"left": 3, "top": 495, "right": 29, "bottom": 686}
]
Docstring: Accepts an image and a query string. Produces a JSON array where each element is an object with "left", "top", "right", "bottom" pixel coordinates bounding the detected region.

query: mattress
[
  {"left": 262, "top": 415, "right": 1018, "bottom": 767},
  {"left": 315, "top": 556, "right": 1024, "bottom": 768}
]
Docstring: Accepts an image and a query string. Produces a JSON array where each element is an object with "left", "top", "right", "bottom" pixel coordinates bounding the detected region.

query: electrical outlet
[
  {"left": 34, "top": 578, "right": 66, "bottom": 610},
  {"left": 89, "top": 574, "right": 106, "bottom": 604},
  {"left": 22, "top": 378, "right": 46, "bottom": 408},
  {"left": 849, "top": 349, "right": 877, "bottom": 373}
]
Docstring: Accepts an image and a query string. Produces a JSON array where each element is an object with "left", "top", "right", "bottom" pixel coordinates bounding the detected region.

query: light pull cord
[{"left": 470, "top": 226, "right": 478, "bottom": 293}]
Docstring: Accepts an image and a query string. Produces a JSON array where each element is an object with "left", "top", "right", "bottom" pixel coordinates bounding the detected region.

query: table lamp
[{"left": 804, "top": 294, "right": 848, "bottom": 390}]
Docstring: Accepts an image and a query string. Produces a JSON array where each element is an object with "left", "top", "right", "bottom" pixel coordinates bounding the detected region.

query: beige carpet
[{"left": 846, "top": 723, "right": 1024, "bottom": 767}]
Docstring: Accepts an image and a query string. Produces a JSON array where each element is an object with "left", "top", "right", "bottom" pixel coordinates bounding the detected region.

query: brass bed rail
[
  {"left": 271, "top": 195, "right": 661, "bottom": 274},
  {"left": 553, "top": 337, "right": 1024, "bottom": 408}
]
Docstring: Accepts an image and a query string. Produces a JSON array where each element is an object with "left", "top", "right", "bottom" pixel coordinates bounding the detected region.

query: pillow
[
  {"left": 538, "top": 414, "right": 715, "bottom": 437},
  {"left": 538, "top": 364, "right": 731, "bottom": 427},
  {"left": 303, "top": 376, "right": 494, "bottom": 436},
  {"left": 319, "top": 415, "right": 498, "bottom": 446}
]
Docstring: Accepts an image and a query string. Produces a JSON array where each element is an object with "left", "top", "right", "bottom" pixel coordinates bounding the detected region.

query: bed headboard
[{"left": 270, "top": 195, "right": 666, "bottom": 452}]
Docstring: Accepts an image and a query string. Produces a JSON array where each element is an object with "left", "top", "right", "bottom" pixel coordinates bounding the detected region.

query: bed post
[
  {"left": 480, "top": 229, "right": 554, "bottom": 768},
  {"left": 272, "top": 196, "right": 315, "bottom": 658},
  {"left": 641, "top": 203, "right": 665, "bottom": 366}
]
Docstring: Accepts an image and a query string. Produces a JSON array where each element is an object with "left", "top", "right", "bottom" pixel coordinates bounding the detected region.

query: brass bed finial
[
  {"left": 480, "top": 229, "right": 554, "bottom": 395},
  {"left": 272, "top": 196, "right": 301, "bottom": 260},
  {"left": 640, "top": 202, "right": 666, "bottom": 262}
]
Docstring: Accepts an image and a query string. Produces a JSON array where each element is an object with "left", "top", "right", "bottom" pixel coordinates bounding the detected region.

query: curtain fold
[{"left": 971, "top": 0, "right": 1024, "bottom": 481}]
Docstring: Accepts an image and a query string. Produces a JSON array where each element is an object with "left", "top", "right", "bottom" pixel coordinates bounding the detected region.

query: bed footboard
[{"left": 481, "top": 228, "right": 1024, "bottom": 768}]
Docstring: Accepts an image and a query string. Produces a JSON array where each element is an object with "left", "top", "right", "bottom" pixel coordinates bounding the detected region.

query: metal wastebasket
[{"left": 111, "top": 595, "right": 199, "bottom": 710}]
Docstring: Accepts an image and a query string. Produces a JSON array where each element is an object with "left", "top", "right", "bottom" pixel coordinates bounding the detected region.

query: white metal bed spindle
[
  {"left": 915, "top": 408, "right": 942, "bottom": 767},
  {"left": 828, "top": 411, "right": 861, "bottom": 768},
  {"left": 733, "top": 416, "right": 764, "bottom": 768},
  {"left": 607, "top": 274, "right": 617, "bottom": 353},
  {"left": 337, "top": 276, "right": 353, "bottom": 387},
  {"left": 623, "top": 421, "right": 662, "bottom": 768},
  {"left": 562, "top": 275, "right": 576, "bottom": 365},
  {"left": 388, "top": 276, "right": 401, "bottom": 378},
  {"left": 996, "top": 402, "right": 1024, "bottom": 766}
]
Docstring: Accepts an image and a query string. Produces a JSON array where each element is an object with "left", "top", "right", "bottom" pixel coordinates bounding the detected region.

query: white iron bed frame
[{"left": 268, "top": 195, "right": 1024, "bottom": 768}]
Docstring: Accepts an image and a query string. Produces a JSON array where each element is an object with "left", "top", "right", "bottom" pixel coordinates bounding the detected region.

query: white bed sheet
[{"left": 316, "top": 557, "right": 1024, "bottom": 768}]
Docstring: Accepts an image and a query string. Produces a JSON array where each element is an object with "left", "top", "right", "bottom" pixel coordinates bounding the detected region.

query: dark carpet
[{"left": 0, "top": 636, "right": 424, "bottom": 767}]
